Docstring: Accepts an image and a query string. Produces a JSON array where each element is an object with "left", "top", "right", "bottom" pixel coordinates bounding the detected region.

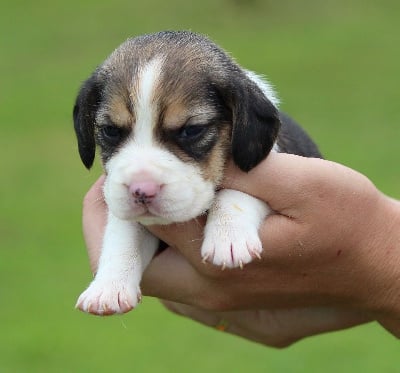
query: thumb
[{"left": 222, "top": 152, "right": 328, "bottom": 214}]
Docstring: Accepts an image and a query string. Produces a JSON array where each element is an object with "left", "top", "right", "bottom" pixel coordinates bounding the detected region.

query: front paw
[
  {"left": 76, "top": 278, "right": 141, "bottom": 316},
  {"left": 201, "top": 224, "right": 263, "bottom": 269}
]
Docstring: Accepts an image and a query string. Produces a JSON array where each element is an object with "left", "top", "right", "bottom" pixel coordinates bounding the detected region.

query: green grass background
[{"left": 1, "top": 0, "right": 399, "bottom": 371}]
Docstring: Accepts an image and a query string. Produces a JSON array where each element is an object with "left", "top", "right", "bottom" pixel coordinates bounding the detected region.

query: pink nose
[{"left": 129, "top": 181, "right": 161, "bottom": 205}]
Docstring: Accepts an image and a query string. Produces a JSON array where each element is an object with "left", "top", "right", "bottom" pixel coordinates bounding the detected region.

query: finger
[
  {"left": 82, "top": 175, "right": 107, "bottom": 273},
  {"left": 222, "top": 152, "right": 336, "bottom": 214},
  {"left": 147, "top": 202, "right": 302, "bottom": 267},
  {"left": 159, "top": 300, "right": 251, "bottom": 341},
  {"left": 257, "top": 213, "right": 304, "bottom": 261},
  {"left": 141, "top": 247, "right": 209, "bottom": 305},
  {"left": 147, "top": 202, "right": 304, "bottom": 272},
  {"left": 142, "top": 246, "right": 252, "bottom": 309},
  {"left": 161, "top": 300, "right": 222, "bottom": 326},
  {"left": 161, "top": 300, "right": 298, "bottom": 348},
  {"left": 161, "top": 301, "right": 371, "bottom": 348},
  {"left": 148, "top": 154, "right": 323, "bottom": 266},
  {"left": 147, "top": 217, "right": 206, "bottom": 269}
]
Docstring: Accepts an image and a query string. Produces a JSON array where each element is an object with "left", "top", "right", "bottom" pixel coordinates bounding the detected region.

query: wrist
[{"left": 362, "top": 196, "right": 400, "bottom": 319}]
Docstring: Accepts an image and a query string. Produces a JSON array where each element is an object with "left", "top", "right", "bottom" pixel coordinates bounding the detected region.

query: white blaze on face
[{"left": 132, "top": 58, "right": 163, "bottom": 146}]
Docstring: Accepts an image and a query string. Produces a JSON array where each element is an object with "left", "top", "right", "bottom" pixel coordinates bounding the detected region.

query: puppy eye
[
  {"left": 101, "top": 125, "right": 123, "bottom": 143},
  {"left": 179, "top": 124, "right": 207, "bottom": 139}
]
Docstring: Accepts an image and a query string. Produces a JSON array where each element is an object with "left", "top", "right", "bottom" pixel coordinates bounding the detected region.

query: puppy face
[{"left": 73, "top": 31, "right": 281, "bottom": 224}]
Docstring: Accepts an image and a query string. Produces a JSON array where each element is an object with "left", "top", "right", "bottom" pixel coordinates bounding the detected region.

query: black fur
[
  {"left": 73, "top": 73, "right": 104, "bottom": 169},
  {"left": 277, "top": 112, "right": 322, "bottom": 158},
  {"left": 72, "top": 31, "right": 320, "bottom": 174},
  {"left": 220, "top": 74, "right": 281, "bottom": 172},
  {"left": 168, "top": 123, "right": 221, "bottom": 162}
]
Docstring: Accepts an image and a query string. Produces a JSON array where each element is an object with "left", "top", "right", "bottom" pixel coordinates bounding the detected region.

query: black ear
[
  {"left": 229, "top": 76, "right": 281, "bottom": 172},
  {"left": 73, "top": 73, "right": 104, "bottom": 169}
]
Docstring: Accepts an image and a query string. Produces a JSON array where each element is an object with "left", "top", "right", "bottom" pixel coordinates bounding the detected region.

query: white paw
[
  {"left": 201, "top": 223, "right": 263, "bottom": 269},
  {"left": 76, "top": 278, "right": 141, "bottom": 315}
]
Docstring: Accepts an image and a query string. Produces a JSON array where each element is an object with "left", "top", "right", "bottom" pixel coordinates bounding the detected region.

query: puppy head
[{"left": 73, "top": 31, "right": 280, "bottom": 224}]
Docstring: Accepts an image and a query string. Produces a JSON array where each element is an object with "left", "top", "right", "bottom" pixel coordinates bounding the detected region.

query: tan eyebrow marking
[
  {"left": 106, "top": 97, "right": 133, "bottom": 128},
  {"left": 163, "top": 104, "right": 218, "bottom": 130}
]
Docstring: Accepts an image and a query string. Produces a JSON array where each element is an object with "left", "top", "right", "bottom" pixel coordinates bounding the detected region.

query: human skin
[{"left": 81, "top": 153, "right": 400, "bottom": 346}]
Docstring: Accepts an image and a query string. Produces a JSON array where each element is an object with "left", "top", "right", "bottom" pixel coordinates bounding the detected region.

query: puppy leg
[
  {"left": 76, "top": 212, "right": 158, "bottom": 315},
  {"left": 201, "top": 189, "right": 270, "bottom": 269}
]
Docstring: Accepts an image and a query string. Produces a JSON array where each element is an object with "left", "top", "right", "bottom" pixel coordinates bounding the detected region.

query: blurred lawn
[{"left": 1, "top": 0, "right": 399, "bottom": 371}]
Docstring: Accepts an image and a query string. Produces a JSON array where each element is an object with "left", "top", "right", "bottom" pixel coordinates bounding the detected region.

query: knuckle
[{"left": 194, "top": 262, "right": 233, "bottom": 280}]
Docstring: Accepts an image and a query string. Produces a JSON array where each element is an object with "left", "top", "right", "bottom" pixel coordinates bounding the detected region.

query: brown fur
[{"left": 74, "top": 31, "right": 284, "bottom": 173}]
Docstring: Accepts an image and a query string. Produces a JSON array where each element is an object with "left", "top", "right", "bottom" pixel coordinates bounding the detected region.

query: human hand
[
  {"left": 160, "top": 300, "right": 369, "bottom": 347},
  {"left": 80, "top": 175, "right": 370, "bottom": 346},
  {"left": 81, "top": 153, "right": 400, "bottom": 343},
  {"left": 82, "top": 175, "right": 107, "bottom": 274},
  {"left": 143, "top": 153, "right": 400, "bottom": 338},
  {"left": 143, "top": 154, "right": 399, "bottom": 308}
]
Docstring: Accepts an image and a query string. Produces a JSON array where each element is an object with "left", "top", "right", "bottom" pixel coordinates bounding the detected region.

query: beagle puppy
[{"left": 73, "top": 31, "right": 321, "bottom": 315}]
